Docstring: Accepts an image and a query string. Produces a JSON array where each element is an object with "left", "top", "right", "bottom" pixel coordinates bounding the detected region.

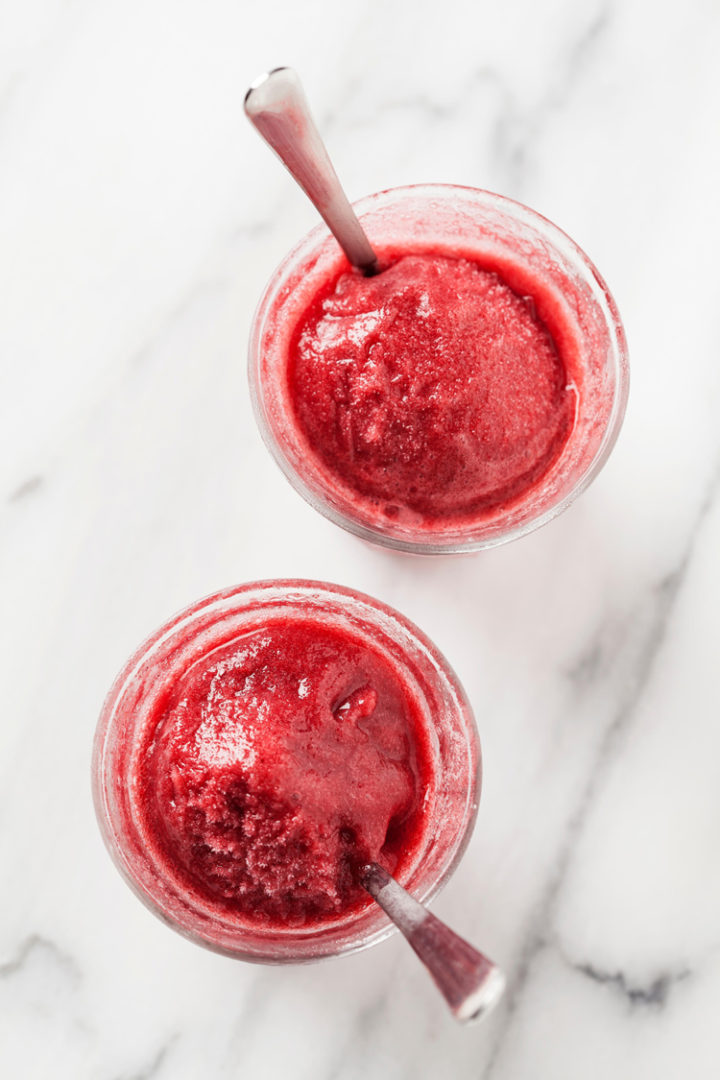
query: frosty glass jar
[
  {"left": 92, "top": 580, "right": 480, "bottom": 962},
  {"left": 249, "top": 184, "right": 629, "bottom": 553}
]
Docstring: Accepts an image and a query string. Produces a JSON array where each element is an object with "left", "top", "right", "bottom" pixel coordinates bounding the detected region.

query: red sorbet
[
  {"left": 136, "top": 617, "right": 433, "bottom": 928},
  {"left": 289, "top": 253, "right": 574, "bottom": 522}
]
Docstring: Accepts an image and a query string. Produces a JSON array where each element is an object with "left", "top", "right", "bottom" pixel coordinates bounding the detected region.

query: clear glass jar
[
  {"left": 249, "top": 184, "right": 629, "bottom": 553},
  {"left": 92, "top": 580, "right": 480, "bottom": 963}
]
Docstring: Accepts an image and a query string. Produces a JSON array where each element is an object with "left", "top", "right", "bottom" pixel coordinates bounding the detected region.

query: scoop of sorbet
[
  {"left": 138, "top": 621, "right": 430, "bottom": 927},
  {"left": 290, "top": 253, "right": 574, "bottom": 522}
]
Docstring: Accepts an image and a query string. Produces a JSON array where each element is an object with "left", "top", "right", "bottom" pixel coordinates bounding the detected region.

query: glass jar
[
  {"left": 92, "top": 580, "right": 480, "bottom": 962},
  {"left": 249, "top": 184, "right": 629, "bottom": 553}
]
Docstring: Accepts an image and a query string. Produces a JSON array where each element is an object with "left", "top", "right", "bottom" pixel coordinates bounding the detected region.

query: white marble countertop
[{"left": 3, "top": 1, "right": 720, "bottom": 1076}]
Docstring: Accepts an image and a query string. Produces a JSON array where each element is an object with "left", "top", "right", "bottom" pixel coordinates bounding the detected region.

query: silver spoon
[
  {"left": 245, "top": 65, "right": 504, "bottom": 1023},
  {"left": 244, "top": 67, "right": 379, "bottom": 275},
  {"left": 362, "top": 862, "right": 505, "bottom": 1023}
]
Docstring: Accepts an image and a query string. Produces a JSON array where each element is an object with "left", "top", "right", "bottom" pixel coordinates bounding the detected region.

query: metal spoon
[
  {"left": 246, "top": 67, "right": 504, "bottom": 1020},
  {"left": 362, "top": 862, "right": 505, "bottom": 1023},
  {"left": 244, "top": 67, "right": 379, "bottom": 275}
]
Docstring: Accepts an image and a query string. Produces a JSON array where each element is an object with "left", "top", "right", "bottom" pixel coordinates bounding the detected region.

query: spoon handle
[
  {"left": 362, "top": 863, "right": 505, "bottom": 1023},
  {"left": 244, "top": 67, "right": 378, "bottom": 274}
]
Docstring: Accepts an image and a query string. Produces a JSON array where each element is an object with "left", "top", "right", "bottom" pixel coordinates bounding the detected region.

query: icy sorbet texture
[
  {"left": 136, "top": 618, "right": 432, "bottom": 928},
  {"left": 289, "top": 253, "right": 575, "bottom": 522}
]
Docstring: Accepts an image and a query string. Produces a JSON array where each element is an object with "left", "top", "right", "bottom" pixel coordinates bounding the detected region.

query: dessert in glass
[
  {"left": 92, "top": 580, "right": 480, "bottom": 962},
  {"left": 249, "top": 184, "right": 629, "bottom": 553}
]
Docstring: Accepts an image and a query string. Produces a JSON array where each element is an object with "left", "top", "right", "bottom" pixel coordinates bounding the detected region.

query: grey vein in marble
[
  {"left": 321, "top": 66, "right": 515, "bottom": 179},
  {"left": 7, "top": 473, "right": 45, "bottom": 504},
  {"left": 491, "top": 3, "right": 612, "bottom": 194},
  {"left": 0, "top": 933, "right": 81, "bottom": 989},
  {"left": 111, "top": 1038, "right": 177, "bottom": 1080},
  {"left": 574, "top": 960, "right": 690, "bottom": 1010},
  {"left": 318, "top": 4, "right": 613, "bottom": 199},
  {"left": 483, "top": 459, "right": 720, "bottom": 1076},
  {"left": 564, "top": 635, "right": 607, "bottom": 687}
]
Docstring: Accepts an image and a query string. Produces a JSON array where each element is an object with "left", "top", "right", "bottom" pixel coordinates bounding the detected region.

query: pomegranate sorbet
[
  {"left": 93, "top": 583, "right": 479, "bottom": 959},
  {"left": 291, "top": 252, "right": 574, "bottom": 523},
  {"left": 136, "top": 617, "right": 432, "bottom": 927},
  {"left": 250, "top": 185, "right": 628, "bottom": 551}
]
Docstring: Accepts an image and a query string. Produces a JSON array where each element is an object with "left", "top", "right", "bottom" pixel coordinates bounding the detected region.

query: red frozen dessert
[
  {"left": 94, "top": 583, "right": 479, "bottom": 960},
  {"left": 290, "top": 252, "right": 574, "bottom": 523},
  {"left": 136, "top": 616, "right": 432, "bottom": 928},
  {"left": 250, "top": 185, "right": 628, "bottom": 551}
]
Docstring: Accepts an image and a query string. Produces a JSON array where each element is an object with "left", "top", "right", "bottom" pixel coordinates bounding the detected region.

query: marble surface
[{"left": 2, "top": 0, "right": 720, "bottom": 1076}]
